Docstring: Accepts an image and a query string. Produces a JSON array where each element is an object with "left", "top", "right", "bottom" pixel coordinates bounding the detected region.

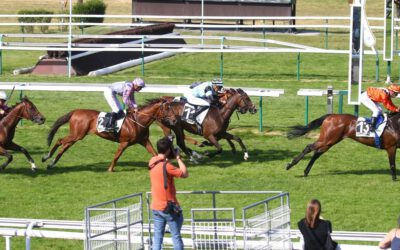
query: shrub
[
  {"left": 72, "top": 0, "right": 107, "bottom": 29},
  {"left": 17, "top": 9, "right": 53, "bottom": 33}
]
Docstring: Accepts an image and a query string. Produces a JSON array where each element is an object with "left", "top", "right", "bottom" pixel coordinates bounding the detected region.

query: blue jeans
[{"left": 152, "top": 210, "right": 184, "bottom": 250}]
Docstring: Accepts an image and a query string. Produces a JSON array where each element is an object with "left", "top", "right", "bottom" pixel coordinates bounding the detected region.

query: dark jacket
[{"left": 298, "top": 218, "right": 333, "bottom": 250}]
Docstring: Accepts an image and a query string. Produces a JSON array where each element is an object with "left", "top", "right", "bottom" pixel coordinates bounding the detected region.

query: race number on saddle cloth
[
  {"left": 97, "top": 110, "right": 127, "bottom": 133},
  {"left": 356, "top": 114, "right": 388, "bottom": 148}
]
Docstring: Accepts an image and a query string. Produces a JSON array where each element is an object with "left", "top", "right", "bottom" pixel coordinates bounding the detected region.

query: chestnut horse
[
  {"left": 42, "top": 99, "right": 172, "bottom": 172},
  {"left": 0, "top": 97, "right": 45, "bottom": 171},
  {"left": 286, "top": 113, "right": 400, "bottom": 180},
  {"left": 158, "top": 88, "right": 257, "bottom": 161}
]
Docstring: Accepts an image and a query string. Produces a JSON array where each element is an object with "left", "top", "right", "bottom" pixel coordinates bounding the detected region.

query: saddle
[
  {"left": 97, "top": 111, "right": 126, "bottom": 133},
  {"left": 356, "top": 114, "right": 387, "bottom": 148},
  {"left": 181, "top": 103, "right": 209, "bottom": 135}
]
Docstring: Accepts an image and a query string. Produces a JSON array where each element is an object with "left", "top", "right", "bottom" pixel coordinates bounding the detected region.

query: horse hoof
[
  {"left": 41, "top": 155, "right": 48, "bottom": 162},
  {"left": 47, "top": 164, "right": 53, "bottom": 170},
  {"left": 286, "top": 163, "right": 292, "bottom": 170},
  {"left": 243, "top": 152, "right": 249, "bottom": 160},
  {"left": 31, "top": 168, "right": 37, "bottom": 173}
]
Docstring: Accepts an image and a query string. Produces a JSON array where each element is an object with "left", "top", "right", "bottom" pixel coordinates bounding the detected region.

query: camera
[{"left": 166, "top": 135, "right": 180, "bottom": 159}]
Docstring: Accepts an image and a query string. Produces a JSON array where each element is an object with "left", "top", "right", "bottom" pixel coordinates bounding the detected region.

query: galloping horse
[
  {"left": 159, "top": 88, "right": 257, "bottom": 160},
  {"left": 286, "top": 113, "right": 400, "bottom": 180},
  {"left": 0, "top": 97, "right": 45, "bottom": 171},
  {"left": 42, "top": 99, "right": 172, "bottom": 172}
]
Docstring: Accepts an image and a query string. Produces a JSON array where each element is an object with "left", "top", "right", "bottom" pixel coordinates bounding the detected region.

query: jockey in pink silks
[{"left": 103, "top": 77, "right": 145, "bottom": 128}]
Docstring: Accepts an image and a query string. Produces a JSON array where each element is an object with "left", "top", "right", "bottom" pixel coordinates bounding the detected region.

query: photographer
[{"left": 148, "top": 136, "right": 188, "bottom": 250}]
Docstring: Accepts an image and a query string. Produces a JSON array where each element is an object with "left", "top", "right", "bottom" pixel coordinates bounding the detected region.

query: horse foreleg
[
  {"left": 140, "top": 139, "right": 156, "bottom": 156},
  {"left": 286, "top": 144, "right": 314, "bottom": 170},
  {"left": 0, "top": 147, "right": 12, "bottom": 171},
  {"left": 220, "top": 132, "right": 247, "bottom": 160},
  {"left": 204, "top": 135, "right": 222, "bottom": 158},
  {"left": 386, "top": 147, "right": 397, "bottom": 181},
  {"left": 108, "top": 142, "right": 129, "bottom": 172},
  {"left": 7, "top": 142, "right": 37, "bottom": 172}
]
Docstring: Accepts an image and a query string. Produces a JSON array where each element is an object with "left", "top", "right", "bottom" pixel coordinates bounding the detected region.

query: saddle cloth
[
  {"left": 97, "top": 111, "right": 126, "bottom": 133},
  {"left": 181, "top": 103, "right": 208, "bottom": 125},
  {"left": 356, "top": 114, "right": 387, "bottom": 138}
]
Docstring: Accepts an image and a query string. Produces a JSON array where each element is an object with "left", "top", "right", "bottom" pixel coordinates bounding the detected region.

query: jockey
[
  {"left": 0, "top": 91, "right": 10, "bottom": 120},
  {"left": 104, "top": 77, "right": 145, "bottom": 129},
  {"left": 183, "top": 78, "right": 224, "bottom": 123},
  {"left": 360, "top": 83, "right": 400, "bottom": 131}
]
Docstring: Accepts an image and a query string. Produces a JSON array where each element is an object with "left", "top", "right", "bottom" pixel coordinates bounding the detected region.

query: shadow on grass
[
  {"left": 0, "top": 160, "right": 150, "bottom": 177},
  {"left": 1, "top": 148, "right": 300, "bottom": 175}
]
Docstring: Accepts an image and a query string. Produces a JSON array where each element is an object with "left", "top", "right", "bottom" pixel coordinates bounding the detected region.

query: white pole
[
  {"left": 5, "top": 236, "right": 11, "bottom": 250},
  {"left": 68, "top": 0, "right": 72, "bottom": 78}
]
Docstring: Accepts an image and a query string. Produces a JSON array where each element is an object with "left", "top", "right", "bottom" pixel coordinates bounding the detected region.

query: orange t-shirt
[
  {"left": 148, "top": 155, "right": 185, "bottom": 211},
  {"left": 367, "top": 87, "right": 398, "bottom": 112}
]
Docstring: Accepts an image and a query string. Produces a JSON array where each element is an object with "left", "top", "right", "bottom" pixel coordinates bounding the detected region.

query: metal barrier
[
  {"left": 146, "top": 190, "right": 290, "bottom": 250},
  {"left": 85, "top": 193, "right": 144, "bottom": 250},
  {"left": 242, "top": 192, "right": 291, "bottom": 250}
]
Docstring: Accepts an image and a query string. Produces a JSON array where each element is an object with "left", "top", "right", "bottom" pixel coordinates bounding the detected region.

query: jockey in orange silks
[{"left": 360, "top": 84, "right": 400, "bottom": 131}]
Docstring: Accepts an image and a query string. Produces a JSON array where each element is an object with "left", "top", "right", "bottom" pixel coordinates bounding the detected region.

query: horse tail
[
  {"left": 47, "top": 111, "right": 73, "bottom": 146},
  {"left": 287, "top": 114, "right": 330, "bottom": 139}
]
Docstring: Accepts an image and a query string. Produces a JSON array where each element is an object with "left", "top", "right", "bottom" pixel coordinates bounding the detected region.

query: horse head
[
  {"left": 157, "top": 98, "right": 178, "bottom": 126},
  {"left": 136, "top": 98, "right": 178, "bottom": 126},
  {"left": 20, "top": 96, "right": 46, "bottom": 124},
  {"left": 235, "top": 89, "right": 257, "bottom": 114}
]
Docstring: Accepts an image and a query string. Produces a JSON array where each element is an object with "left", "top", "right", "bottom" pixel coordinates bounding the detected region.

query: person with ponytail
[{"left": 298, "top": 199, "right": 338, "bottom": 250}]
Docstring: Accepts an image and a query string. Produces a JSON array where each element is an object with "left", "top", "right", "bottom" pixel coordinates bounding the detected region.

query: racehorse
[
  {"left": 158, "top": 88, "right": 257, "bottom": 160},
  {"left": 42, "top": 98, "right": 173, "bottom": 172},
  {"left": 286, "top": 113, "right": 400, "bottom": 181},
  {"left": 0, "top": 97, "right": 45, "bottom": 171}
]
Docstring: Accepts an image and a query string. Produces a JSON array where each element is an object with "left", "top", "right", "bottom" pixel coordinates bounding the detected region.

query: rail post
[
  {"left": 259, "top": 96, "right": 263, "bottom": 132},
  {"left": 296, "top": 53, "right": 300, "bottom": 81},
  {"left": 305, "top": 96, "right": 309, "bottom": 126},
  {"left": 141, "top": 35, "right": 145, "bottom": 76},
  {"left": 220, "top": 37, "right": 224, "bottom": 80},
  {"left": 0, "top": 34, "right": 3, "bottom": 75},
  {"left": 325, "top": 19, "right": 328, "bottom": 49},
  {"left": 327, "top": 85, "right": 333, "bottom": 114}
]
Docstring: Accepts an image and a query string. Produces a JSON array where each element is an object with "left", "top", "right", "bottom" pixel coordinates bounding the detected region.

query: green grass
[{"left": 0, "top": 0, "right": 400, "bottom": 249}]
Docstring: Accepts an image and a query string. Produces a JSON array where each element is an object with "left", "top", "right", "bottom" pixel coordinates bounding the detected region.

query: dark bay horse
[
  {"left": 42, "top": 99, "right": 172, "bottom": 172},
  {"left": 159, "top": 88, "right": 257, "bottom": 161},
  {"left": 0, "top": 97, "right": 45, "bottom": 171},
  {"left": 286, "top": 113, "right": 400, "bottom": 180}
]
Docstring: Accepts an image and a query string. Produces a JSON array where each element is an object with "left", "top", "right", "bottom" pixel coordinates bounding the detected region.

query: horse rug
[
  {"left": 181, "top": 103, "right": 208, "bottom": 125},
  {"left": 356, "top": 114, "right": 387, "bottom": 138},
  {"left": 97, "top": 111, "right": 126, "bottom": 133}
]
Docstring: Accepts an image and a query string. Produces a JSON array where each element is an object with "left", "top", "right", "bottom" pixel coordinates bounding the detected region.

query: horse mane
[
  {"left": 138, "top": 98, "right": 162, "bottom": 109},
  {"left": 388, "top": 111, "right": 400, "bottom": 119}
]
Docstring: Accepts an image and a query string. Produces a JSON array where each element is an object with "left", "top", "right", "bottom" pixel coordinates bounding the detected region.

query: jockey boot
[
  {"left": 117, "top": 110, "right": 125, "bottom": 119},
  {"left": 191, "top": 105, "right": 208, "bottom": 121},
  {"left": 109, "top": 112, "right": 118, "bottom": 129},
  {"left": 370, "top": 117, "right": 378, "bottom": 132}
]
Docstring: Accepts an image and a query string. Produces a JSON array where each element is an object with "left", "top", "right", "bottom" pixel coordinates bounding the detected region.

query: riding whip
[{"left": 5, "top": 86, "right": 15, "bottom": 105}]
